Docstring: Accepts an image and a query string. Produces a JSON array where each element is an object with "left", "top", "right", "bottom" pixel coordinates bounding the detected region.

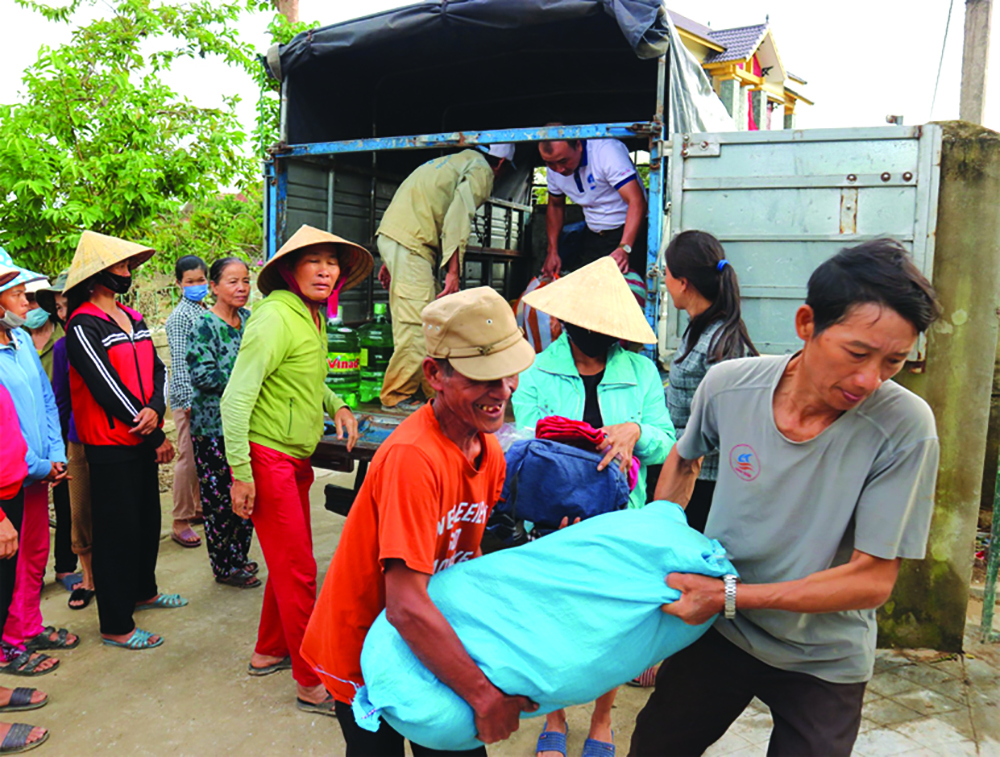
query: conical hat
[
  {"left": 258, "top": 225, "right": 374, "bottom": 296},
  {"left": 65, "top": 231, "right": 154, "bottom": 294},
  {"left": 522, "top": 256, "right": 657, "bottom": 344}
]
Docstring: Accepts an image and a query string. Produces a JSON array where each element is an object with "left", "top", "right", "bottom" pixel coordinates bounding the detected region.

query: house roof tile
[{"left": 704, "top": 23, "right": 769, "bottom": 63}]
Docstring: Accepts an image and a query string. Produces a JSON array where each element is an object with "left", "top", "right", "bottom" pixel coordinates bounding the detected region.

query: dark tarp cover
[{"left": 269, "top": 0, "right": 671, "bottom": 147}]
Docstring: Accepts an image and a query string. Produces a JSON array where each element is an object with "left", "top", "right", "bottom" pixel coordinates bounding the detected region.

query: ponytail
[{"left": 666, "top": 230, "right": 758, "bottom": 363}]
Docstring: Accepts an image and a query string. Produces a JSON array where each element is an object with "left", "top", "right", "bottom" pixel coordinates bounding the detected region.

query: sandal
[
  {"left": 0, "top": 723, "right": 48, "bottom": 754},
  {"left": 215, "top": 570, "right": 261, "bottom": 589},
  {"left": 0, "top": 654, "right": 58, "bottom": 678},
  {"left": 25, "top": 627, "right": 78, "bottom": 651},
  {"left": 0, "top": 689, "right": 46, "bottom": 714},
  {"left": 296, "top": 695, "right": 337, "bottom": 717},
  {"left": 247, "top": 656, "right": 292, "bottom": 677},
  {"left": 68, "top": 588, "right": 95, "bottom": 610},
  {"left": 244, "top": 561, "right": 259, "bottom": 575},
  {"left": 536, "top": 725, "right": 568, "bottom": 757},
  {"left": 626, "top": 666, "right": 658, "bottom": 688},
  {"left": 581, "top": 733, "right": 615, "bottom": 757},
  {"left": 170, "top": 528, "right": 201, "bottom": 548},
  {"left": 56, "top": 573, "right": 82, "bottom": 592},
  {"left": 101, "top": 628, "right": 163, "bottom": 650},
  {"left": 135, "top": 593, "right": 188, "bottom": 611}
]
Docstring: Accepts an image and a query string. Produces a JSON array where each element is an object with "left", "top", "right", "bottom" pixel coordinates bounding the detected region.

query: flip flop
[
  {"left": 0, "top": 654, "right": 58, "bottom": 678},
  {"left": 0, "top": 723, "right": 48, "bottom": 754},
  {"left": 215, "top": 570, "right": 261, "bottom": 589},
  {"left": 247, "top": 656, "right": 292, "bottom": 677},
  {"left": 56, "top": 573, "right": 82, "bottom": 592},
  {"left": 581, "top": 732, "right": 615, "bottom": 757},
  {"left": 296, "top": 695, "right": 337, "bottom": 717},
  {"left": 0, "top": 689, "right": 46, "bottom": 714},
  {"left": 536, "top": 725, "right": 568, "bottom": 757},
  {"left": 25, "top": 627, "right": 78, "bottom": 651},
  {"left": 626, "top": 666, "right": 658, "bottom": 688},
  {"left": 171, "top": 528, "right": 201, "bottom": 548},
  {"left": 134, "top": 593, "right": 188, "bottom": 611},
  {"left": 68, "top": 588, "right": 95, "bottom": 610},
  {"left": 101, "top": 628, "right": 163, "bottom": 650}
]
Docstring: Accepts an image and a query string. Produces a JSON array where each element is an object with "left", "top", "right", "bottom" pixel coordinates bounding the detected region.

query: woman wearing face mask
[
  {"left": 22, "top": 284, "right": 60, "bottom": 379},
  {"left": 221, "top": 225, "right": 367, "bottom": 713},
  {"left": 0, "top": 249, "right": 76, "bottom": 676},
  {"left": 64, "top": 231, "right": 185, "bottom": 651},
  {"left": 186, "top": 257, "right": 257, "bottom": 589},
  {"left": 512, "top": 257, "right": 675, "bottom": 757},
  {"left": 165, "top": 255, "right": 209, "bottom": 548}
]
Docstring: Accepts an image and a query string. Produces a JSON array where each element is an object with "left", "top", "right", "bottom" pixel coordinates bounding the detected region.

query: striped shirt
[{"left": 667, "top": 321, "right": 724, "bottom": 481}]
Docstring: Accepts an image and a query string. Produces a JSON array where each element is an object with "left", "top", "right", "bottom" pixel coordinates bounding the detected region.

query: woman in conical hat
[
  {"left": 511, "top": 256, "right": 676, "bottom": 757},
  {"left": 219, "top": 224, "right": 372, "bottom": 714},
  {"left": 64, "top": 231, "right": 188, "bottom": 652}
]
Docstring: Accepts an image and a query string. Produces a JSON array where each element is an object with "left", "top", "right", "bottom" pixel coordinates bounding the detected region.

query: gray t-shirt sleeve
[
  {"left": 853, "top": 436, "right": 939, "bottom": 560},
  {"left": 674, "top": 365, "right": 720, "bottom": 461}
]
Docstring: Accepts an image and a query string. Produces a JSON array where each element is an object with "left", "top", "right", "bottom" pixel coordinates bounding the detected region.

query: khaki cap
[
  {"left": 258, "top": 225, "right": 374, "bottom": 296},
  {"left": 65, "top": 231, "right": 154, "bottom": 294},
  {"left": 522, "top": 256, "right": 657, "bottom": 344},
  {"left": 422, "top": 287, "right": 535, "bottom": 381}
]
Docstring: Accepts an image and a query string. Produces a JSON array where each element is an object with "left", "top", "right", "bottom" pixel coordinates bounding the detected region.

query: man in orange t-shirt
[{"left": 302, "top": 287, "right": 538, "bottom": 756}]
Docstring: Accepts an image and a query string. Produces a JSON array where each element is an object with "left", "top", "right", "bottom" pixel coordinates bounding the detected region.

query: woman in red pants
[{"left": 221, "top": 225, "right": 367, "bottom": 714}]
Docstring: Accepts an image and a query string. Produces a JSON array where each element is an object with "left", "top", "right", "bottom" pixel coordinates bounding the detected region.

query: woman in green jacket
[
  {"left": 220, "top": 225, "right": 371, "bottom": 715},
  {"left": 512, "top": 256, "right": 675, "bottom": 757}
]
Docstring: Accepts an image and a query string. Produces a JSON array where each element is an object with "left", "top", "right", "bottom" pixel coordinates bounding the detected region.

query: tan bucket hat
[
  {"left": 422, "top": 287, "right": 535, "bottom": 381},
  {"left": 258, "top": 225, "right": 374, "bottom": 296},
  {"left": 65, "top": 231, "right": 155, "bottom": 294},
  {"left": 522, "top": 256, "right": 657, "bottom": 344}
]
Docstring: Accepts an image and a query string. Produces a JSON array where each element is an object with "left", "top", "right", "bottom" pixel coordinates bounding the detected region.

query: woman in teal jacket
[{"left": 512, "top": 257, "right": 674, "bottom": 757}]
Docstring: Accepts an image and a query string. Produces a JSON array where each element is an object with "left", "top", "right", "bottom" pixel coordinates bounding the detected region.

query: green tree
[{"left": 0, "top": 0, "right": 262, "bottom": 271}]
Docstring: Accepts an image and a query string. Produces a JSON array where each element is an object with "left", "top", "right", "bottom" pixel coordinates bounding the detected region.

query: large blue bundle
[{"left": 352, "top": 501, "right": 736, "bottom": 751}]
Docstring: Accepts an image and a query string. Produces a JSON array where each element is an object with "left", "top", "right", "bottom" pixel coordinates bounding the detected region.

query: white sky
[{"left": 0, "top": 0, "right": 990, "bottom": 137}]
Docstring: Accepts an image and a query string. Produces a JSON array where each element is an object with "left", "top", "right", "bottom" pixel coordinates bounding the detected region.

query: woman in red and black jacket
[{"left": 64, "top": 231, "right": 188, "bottom": 651}]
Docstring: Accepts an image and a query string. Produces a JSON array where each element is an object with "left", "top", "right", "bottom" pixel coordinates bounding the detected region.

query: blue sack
[
  {"left": 489, "top": 439, "right": 630, "bottom": 542},
  {"left": 352, "top": 501, "right": 737, "bottom": 751}
]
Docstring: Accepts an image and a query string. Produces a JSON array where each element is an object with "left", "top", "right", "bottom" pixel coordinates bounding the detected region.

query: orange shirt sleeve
[{"left": 373, "top": 443, "right": 443, "bottom": 575}]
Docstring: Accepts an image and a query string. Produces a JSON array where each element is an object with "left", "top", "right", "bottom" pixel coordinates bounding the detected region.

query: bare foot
[
  {"left": 0, "top": 652, "right": 58, "bottom": 674},
  {"left": 297, "top": 683, "right": 330, "bottom": 705},
  {"left": 538, "top": 711, "right": 567, "bottom": 757},
  {"left": 0, "top": 687, "right": 46, "bottom": 707},
  {"left": 588, "top": 719, "right": 613, "bottom": 744},
  {"left": 250, "top": 652, "right": 287, "bottom": 671},
  {"left": 0, "top": 723, "right": 46, "bottom": 747}
]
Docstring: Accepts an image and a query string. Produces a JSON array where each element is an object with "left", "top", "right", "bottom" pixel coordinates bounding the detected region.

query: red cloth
[
  {"left": 535, "top": 416, "right": 640, "bottom": 491},
  {"left": 0, "top": 385, "right": 27, "bottom": 502},
  {"left": 249, "top": 442, "right": 321, "bottom": 688}
]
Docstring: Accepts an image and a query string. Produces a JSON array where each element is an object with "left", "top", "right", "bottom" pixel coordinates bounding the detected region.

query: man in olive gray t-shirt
[{"left": 679, "top": 354, "right": 938, "bottom": 683}]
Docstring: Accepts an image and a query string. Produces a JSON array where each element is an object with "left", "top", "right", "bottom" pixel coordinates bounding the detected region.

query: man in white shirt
[{"left": 539, "top": 134, "right": 647, "bottom": 278}]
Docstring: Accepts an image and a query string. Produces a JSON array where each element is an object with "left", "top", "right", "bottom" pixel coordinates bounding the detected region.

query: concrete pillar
[
  {"left": 882, "top": 122, "right": 1000, "bottom": 650},
  {"left": 960, "top": 0, "right": 993, "bottom": 124},
  {"left": 738, "top": 85, "right": 750, "bottom": 131},
  {"left": 718, "top": 79, "right": 740, "bottom": 120},
  {"left": 750, "top": 90, "right": 768, "bottom": 130},
  {"left": 783, "top": 110, "right": 796, "bottom": 130}
]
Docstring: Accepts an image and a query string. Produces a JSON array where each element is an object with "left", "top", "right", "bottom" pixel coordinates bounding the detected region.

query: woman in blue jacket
[
  {"left": 512, "top": 256, "right": 674, "bottom": 757},
  {"left": 0, "top": 249, "right": 76, "bottom": 676}
]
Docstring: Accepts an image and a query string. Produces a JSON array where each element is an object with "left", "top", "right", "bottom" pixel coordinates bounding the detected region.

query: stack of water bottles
[{"left": 326, "top": 303, "right": 394, "bottom": 408}]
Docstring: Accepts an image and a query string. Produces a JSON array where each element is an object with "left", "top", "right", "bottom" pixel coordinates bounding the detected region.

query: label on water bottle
[
  {"left": 328, "top": 352, "right": 361, "bottom": 374},
  {"left": 361, "top": 347, "right": 393, "bottom": 370}
]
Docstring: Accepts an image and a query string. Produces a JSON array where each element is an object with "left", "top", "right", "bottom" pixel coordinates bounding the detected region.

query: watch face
[{"left": 622, "top": 244, "right": 632, "bottom": 254}]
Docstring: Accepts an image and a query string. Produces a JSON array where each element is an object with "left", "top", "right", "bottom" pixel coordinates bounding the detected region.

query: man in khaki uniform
[{"left": 376, "top": 144, "right": 514, "bottom": 408}]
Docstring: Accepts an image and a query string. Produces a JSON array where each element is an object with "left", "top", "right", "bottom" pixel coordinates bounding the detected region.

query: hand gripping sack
[
  {"left": 489, "top": 439, "right": 630, "bottom": 542},
  {"left": 352, "top": 501, "right": 737, "bottom": 751}
]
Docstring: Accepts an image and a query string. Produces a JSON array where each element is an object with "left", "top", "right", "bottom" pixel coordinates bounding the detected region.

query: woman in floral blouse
[{"left": 187, "top": 258, "right": 257, "bottom": 588}]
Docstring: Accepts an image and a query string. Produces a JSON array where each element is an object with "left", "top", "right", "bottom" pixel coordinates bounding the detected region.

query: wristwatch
[
  {"left": 723, "top": 574, "right": 738, "bottom": 620},
  {"left": 620, "top": 243, "right": 632, "bottom": 254}
]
